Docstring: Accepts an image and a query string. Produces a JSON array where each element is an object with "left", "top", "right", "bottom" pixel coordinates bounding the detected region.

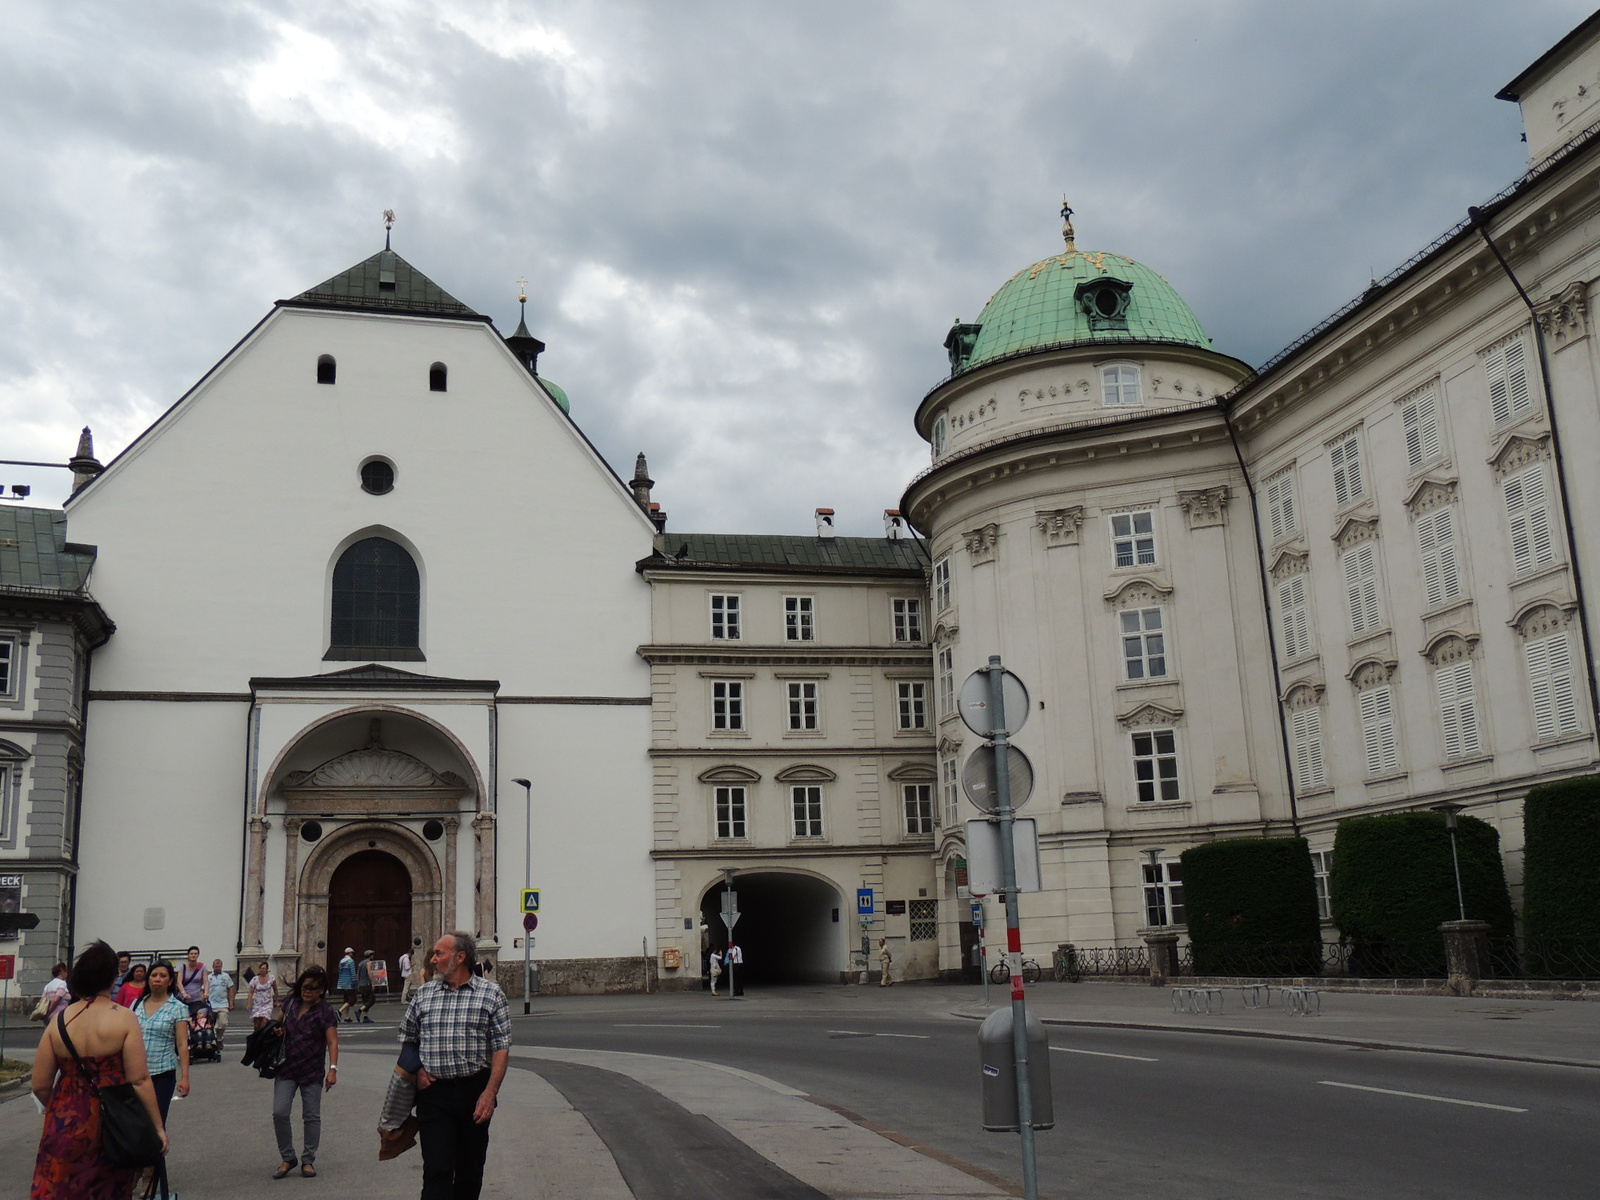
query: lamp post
[
  {"left": 512, "top": 777, "right": 535, "bottom": 1014},
  {"left": 1141, "top": 847, "right": 1167, "bottom": 924},
  {"left": 1432, "top": 803, "right": 1468, "bottom": 921}
]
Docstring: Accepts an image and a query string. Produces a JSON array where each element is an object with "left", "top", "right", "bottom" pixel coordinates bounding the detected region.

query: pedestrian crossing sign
[{"left": 521, "top": 889, "right": 540, "bottom": 914}]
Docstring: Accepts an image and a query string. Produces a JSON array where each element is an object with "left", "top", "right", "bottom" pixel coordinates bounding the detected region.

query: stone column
[
  {"left": 279, "top": 817, "right": 302, "bottom": 954},
  {"left": 1440, "top": 920, "right": 1493, "bottom": 997},
  {"left": 472, "top": 811, "right": 498, "bottom": 951},
  {"left": 442, "top": 817, "right": 460, "bottom": 933},
  {"left": 1142, "top": 929, "right": 1180, "bottom": 987},
  {"left": 241, "top": 816, "right": 271, "bottom": 957}
]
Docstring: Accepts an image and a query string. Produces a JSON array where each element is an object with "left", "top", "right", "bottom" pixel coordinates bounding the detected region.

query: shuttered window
[
  {"left": 1265, "top": 468, "right": 1297, "bottom": 541},
  {"left": 1435, "top": 660, "right": 1481, "bottom": 759},
  {"left": 1329, "top": 431, "right": 1364, "bottom": 506},
  {"left": 1291, "top": 705, "right": 1327, "bottom": 789},
  {"left": 1278, "top": 575, "right": 1312, "bottom": 660},
  {"left": 1526, "top": 631, "right": 1582, "bottom": 741},
  {"left": 1343, "top": 543, "right": 1383, "bottom": 635},
  {"left": 1358, "top": 686, "right": 1400, "bottom": 776},
  {"left": 1416, "top": 507, "right": 1462, "bottom": 609},
  {"left": 1505, "top": 465, "right": 1558, "bottom": 576},
  {"left": 1400, "top": 389, "right": 1444, "bottom": 471},
  {"left": 1485, "top": 338, "right": 1533, "bottom": 425}
]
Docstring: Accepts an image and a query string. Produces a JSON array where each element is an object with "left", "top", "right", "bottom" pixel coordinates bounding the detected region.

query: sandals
[{"left": 272, "top": 1161, "right": 296, "bottom": 1179}]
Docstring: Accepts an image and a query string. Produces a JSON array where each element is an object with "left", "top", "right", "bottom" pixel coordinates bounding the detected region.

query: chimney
[
  {"left": 69, "top": 427, "right": 103, "bottom": 495},
  {"left": 883, "top": 509, "right": 905, "bottom": 540},
  {"left": 649, "top": 502, "right": 667, "bottom": 532},
  {"left": 631, "top": 452, "right": 654, "bottom": 511},
  {"left": 815, "top": 508, "right": 836, "bottom": 539}
]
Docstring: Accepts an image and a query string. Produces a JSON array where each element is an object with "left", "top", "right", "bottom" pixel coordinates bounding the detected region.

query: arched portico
[{"left": 699, "top": 869, "right": 846, "bottom": 985}]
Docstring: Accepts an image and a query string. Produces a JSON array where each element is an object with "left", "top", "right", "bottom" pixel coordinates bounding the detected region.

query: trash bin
[{"left": 978, "top": 1007, "right": 1054, "bottom": 1132}]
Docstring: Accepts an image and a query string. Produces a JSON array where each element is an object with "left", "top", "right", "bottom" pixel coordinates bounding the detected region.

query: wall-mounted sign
[{"left": 885, "top": 900, "right": 907, "bottom": 915}]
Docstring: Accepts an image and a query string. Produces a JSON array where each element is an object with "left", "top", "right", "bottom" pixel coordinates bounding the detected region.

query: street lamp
[
  {"left": 512, "top": 777, "right": 535, "bottom": 1013},
  {"left": 1141, "top": 847, "right": 1166, "bottom": 926},
  {"left": 1432, "top": 803, "right": 1468, "bottom": 922}
]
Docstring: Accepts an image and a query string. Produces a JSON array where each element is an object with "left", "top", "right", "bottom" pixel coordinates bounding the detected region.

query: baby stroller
[{"left": 189, "top": 1001, "right": 223, "bottom": 1063}]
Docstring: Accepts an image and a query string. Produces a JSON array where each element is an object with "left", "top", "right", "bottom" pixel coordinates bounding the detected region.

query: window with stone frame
[
  {"left": 937, "top": 646, "right": 955, "bottom": 718},
  {"left": 1143, "top": 860, "right": 1185, "bottom": 926},
  {"left": 1110, "top": 509, "right": 1157, "bottom": 568},
  {"left": 897, "top": 681, "right": 928, "bottom": 731},
  {"left": 1523, "top": 616, "right": 1582, "bottom": 742},
  {"left": 933, "top": 556, "right": 952, "bottom": 611},
  {"left": 1277, "top": 574, "right": 1313, "bottom": 661},
  {"left": 786, "top": 680, "right": 820, "bottom": 732},
  {"left": 1265, "top": 467, "right": 1298, "bottom": 542},
  {"left": 1120, "top": 607, "right": 1167, "bottom": 680},
  {"left": 1484, "top": 335, "right": 1534, "bottom": 426},
  {"left": 1400, "top": 385, "right": 1445, "bottom": 472},
  {"left": 329, "top": 536, "right": 421, "bottom": 657},
  {"left": 0, "top": 742, "right": 24, "bottom": 846},
  {"left": 1310, "top": 849, "right": 1334, "bottom": 921},
  {"left": 1357, "top": 682, "right": 1400, "bottom": 777},
  {"left": 1289, "top": 695, "right": 1326, "bottom": 791},
  {"left": 1416, "top": 507, "right": 1463, "bottom": 610},
  {"left": 0, "top": 634, "right": 16, "bottom": 701},
  {"left": 909, "top": 898, "right": 939, "bottom": 940},
  {"left": 1435, "top": 655, "right": 1482, "bottom": 760},
  {"left": 1329, "top": 428, "right": 1365, "bottom": 508},
  {"left": 714, "top": 786, "right": 747, "bottom": 839},
  {"left": 784, "top": 595, "right": 814, "bottom": 642},
  {"left": 790, "top": 785, "right": 824, "bottom": 838},
  {"left": 1504, "top": 465, "right": 1558, "bottom": 577},
  {"left": 710, "top": 594, "right": 741, "bottom": 640},
  {"left": 1131, "top": 729, "right": 1180, "bottom": 803},
  {"left": 892, "top": 597, "right": 924, "bottom": 642},
  {"left": 711, "top": 680, "right": 744, "bottom": 731},
  {"left": 903, "top": 783, "right": 934, "bottom": 836},
  {"left": 1343, "top": 542, "right": 1383, "bottom": 636},
  {"left": 940, "top": 755, "right": 959, "bottom": 827},
  {"left": 1102, "top": 364, "right": 1142, "bottom": 407}
]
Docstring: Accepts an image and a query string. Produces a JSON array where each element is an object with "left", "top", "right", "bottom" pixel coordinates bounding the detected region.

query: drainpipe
[
  {"left": 1469, "top": 206, "right": 1600, "bottom": 745},
  {"left": 1220, "top": 402, "right": 1301, "bottom": 836}
]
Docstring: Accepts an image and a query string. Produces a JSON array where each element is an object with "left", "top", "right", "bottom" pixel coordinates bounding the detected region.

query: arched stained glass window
[{"left": 327, "top": 537, "right": 422, "bottom": 659}]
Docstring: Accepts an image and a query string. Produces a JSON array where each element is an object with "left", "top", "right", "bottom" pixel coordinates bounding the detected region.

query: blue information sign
[
  {"left": 857, "top": 888, "right": 875, "bottom": 915},
  {"left": 971, "top": 903, "right": 984, "bottom": 928}
]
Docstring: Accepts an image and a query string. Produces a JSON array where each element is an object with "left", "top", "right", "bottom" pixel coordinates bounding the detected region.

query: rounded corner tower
[{"left": 904, "top": 207, "right": 1287, "bottom": 971}]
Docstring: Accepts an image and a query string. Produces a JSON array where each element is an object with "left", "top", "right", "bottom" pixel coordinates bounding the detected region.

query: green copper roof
[
  {"left": 0, "top": 507, "right": 95, "bottom": 593},
  {"left": 283, "top": 249, "right": 482, "bottom": 319},
  {"left": 540, "top": 378, "right": 571, "bottom": 413},
  {"left": 954, "top": 248, "right": 1212, "bottom": 374}
]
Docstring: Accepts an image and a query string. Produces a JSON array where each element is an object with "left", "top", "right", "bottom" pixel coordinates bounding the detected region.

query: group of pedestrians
[{"left": 29, "top": 931, "right": 512, "bottom": 1200}]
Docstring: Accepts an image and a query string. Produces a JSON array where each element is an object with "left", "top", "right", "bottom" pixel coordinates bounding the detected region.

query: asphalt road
[{"left": 508, "top": 989, "right": 1600, "bottom": 1200}]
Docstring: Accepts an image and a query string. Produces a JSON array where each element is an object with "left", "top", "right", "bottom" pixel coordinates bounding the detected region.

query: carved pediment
[
  {"left": 1403, "top": 475, "right": 1458, "bottom": 516},
  {"left": 1116, "top": 701, "right": 1184, "bottom": 729},
  {"left": 281, "top": 747, "right": 467, "bottom": 798},
  {"left": 1036, "top": 507, "right": 1085, "bottom": 548},
  {"left": 1511, "top": 599, "right": 1576, "bottom": 640},
  {"left": 1104, "top": 576, "right": 1174, "bottom": 607},
  {"left": 698, "top": 764, "right": 762, "bottom": 784},
  {"left": 1177, "top": 486, "right": 1229, "bottom": 530},
  {"left": 1282, "top": 681, "right": 1324, "bottom": 709},
  {"left": 1422, "top": 631, "right": 1479, "bottom": 665},
  {"left": 931, "top": 617, "right": 960, "bottom": 642},
  {"left": 774, "top": 764, "right": 838, "bottom": 783},
  {"left": 886, "top": 762, "right": 937, "bottom": 782},
  {"left": 1332, "top": 515, "right": 1379, "bottom": 552},
  {"left": 1270, "top": 547, "right": 1309, "bottom": 581},
  {"left": 1346, "top": 657, "right": 1397, "bottom": 689},
  {"left": 937, "top": 734, "right": 963, "bottom": 756},
  {"left": 1488, "top": 430, "right": 1552, "bottom": 477}
]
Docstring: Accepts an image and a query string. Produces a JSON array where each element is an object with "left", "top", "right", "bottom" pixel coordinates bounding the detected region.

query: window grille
[
  {"left": 909, "top": 899, "right": 939, "bottom": 941},
  {"left": 1111, "top": 510, "right": 1157, "bottom": 568}
]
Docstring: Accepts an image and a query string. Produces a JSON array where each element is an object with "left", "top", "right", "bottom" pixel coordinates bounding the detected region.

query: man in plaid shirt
[{"left": 400, "top": 931, "right": 511, "bottom": 1199}]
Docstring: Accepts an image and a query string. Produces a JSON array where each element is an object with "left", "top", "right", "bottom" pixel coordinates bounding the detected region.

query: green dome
[
  {"left": 949, "top": 248, "right": 1213, "bottom": 375},
  {"left": 540, "top": 378, "right": 570, "bottom": 413}
]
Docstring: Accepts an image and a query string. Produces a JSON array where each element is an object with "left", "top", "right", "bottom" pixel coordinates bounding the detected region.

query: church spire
[
  {"left": 69, "top": 426, "right": 103, "bottom": 494},
  {"left": 505, "top": 275, "right": 545, "bottom": 374}
]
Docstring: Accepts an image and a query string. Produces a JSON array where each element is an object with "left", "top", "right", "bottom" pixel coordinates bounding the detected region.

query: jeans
[
  {"left": 150, "top": 1070, "right": 176, "bottom": 1121},
  {"left": 273, "top": 1077, "right": 324, "bottom": 1165},
  {"left": 417, "top": 1070, "right": 492, "bottom": 1200}
]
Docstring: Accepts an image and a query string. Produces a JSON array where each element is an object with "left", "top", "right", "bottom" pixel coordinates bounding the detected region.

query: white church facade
[{"left": 6, "top": 14, "right": 1600, "bottom": 994}]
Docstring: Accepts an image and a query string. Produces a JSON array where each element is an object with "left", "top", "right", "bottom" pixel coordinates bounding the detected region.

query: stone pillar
[
  {"left": 1440, "top": 920, "right": 1493, "bottom": 997},
  {"left": 1142, "top": 929, "right": 1180, "bottom": 987},
  {"left": 472, "top": 812, "right": 498, "bottom": 952},
  {"left": 442, "top": 817, "right": 460, "bottom": 933},
  {"left": 279, "top": 817, "right": 302, "bottom": 954},
  {"left": 241, "top": 816, "right": 271, "bottom": 956}
]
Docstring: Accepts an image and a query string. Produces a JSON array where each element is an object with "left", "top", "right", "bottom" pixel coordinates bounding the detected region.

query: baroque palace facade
[{"left": 4, "top": 15, "right": 1600, "bottom": 992}]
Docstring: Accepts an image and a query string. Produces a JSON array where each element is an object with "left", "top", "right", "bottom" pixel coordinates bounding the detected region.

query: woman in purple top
[
  {"left": 178, "top": 947, "right": 208, "bottom": 1014},
  {"left": 271, "top": 965, "right": 339, "bottom": 1179}
]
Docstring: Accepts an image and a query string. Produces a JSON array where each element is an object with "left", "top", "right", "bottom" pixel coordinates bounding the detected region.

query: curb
[{"left": 948, "top": 1009, "right": 1600, "bottom": 1071}]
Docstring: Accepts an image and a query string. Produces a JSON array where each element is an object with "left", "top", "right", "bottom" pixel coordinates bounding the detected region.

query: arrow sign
[{"left": 0, "top": 912, "right": 39, "bottom": 935}]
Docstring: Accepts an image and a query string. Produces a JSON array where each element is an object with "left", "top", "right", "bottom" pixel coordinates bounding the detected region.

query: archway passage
[
  {"left": 327, "top": 850, "right": 412, "bottom": 987},
  {"left": 702, "top": 873, "right": 844, "bottom": 986}
]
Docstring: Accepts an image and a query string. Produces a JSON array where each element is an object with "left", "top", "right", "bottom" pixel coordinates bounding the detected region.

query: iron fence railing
[
  {"left": 1487, "top": 936, "right": 1600, "bottom": 981},
  {"left": 1053, "top": 944, "right": 1150, "bottom": 978}
]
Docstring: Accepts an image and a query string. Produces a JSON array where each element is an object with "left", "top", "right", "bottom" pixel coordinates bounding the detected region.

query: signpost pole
[
  {"left": 513, "top": 779, "right": 535, "bottom": 1014},
  {"left": 987, "top": 655, "right": 1039, "bottom": 1200},
  {"left": 1, "top": 972, "right": 9, "bottom": 1067}
]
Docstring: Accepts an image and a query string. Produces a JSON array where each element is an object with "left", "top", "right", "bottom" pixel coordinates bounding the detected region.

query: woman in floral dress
[
  {"left": 31, "top": 940, "right": 168, "bottom": 1199},
  {"left": 249, "top": 960, "right": 278, "bottom": 1029}
]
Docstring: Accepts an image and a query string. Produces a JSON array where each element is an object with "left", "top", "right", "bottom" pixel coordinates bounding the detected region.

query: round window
[
  {"left": 423, "top": 819, "right": 444, "bottom": 842},
  {"left": 360, "top": 459, "right": 395, "bottom": 495},
  {"left": 1092, "top": 287, "right": 1123, "bottom": 318},
  {"left": 300, "top": 821, "right": 323, "bottom": 843}
]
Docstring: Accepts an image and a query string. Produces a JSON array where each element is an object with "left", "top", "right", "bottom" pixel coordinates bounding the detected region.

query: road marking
[
  {"left": 612, "top": 1023, "right": 721, "bottom": 1029},
  {"left": 826, "top": 1030, "right": 930, "bottom": 1039},
  {"left": 1051, "top": 1046, "right": 1158, "bottom": 1062},
  {"left": 1317, "top": 1081, "right": 1527, "bottom": 1112}
]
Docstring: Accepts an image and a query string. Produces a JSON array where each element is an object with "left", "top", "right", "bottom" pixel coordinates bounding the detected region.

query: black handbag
[{"left": 56, "top": 1010, "right": 166, "bottom": 1169}]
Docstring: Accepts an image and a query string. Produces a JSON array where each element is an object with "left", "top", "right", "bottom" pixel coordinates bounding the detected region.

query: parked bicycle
[{"left": 989, "top": 958, "right": 1043, "bottom": 984}]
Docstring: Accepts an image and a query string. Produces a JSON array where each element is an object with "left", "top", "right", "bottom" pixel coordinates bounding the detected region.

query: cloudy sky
[{"left": 0, "top": 1, "right": 1590, "bottom": 534}]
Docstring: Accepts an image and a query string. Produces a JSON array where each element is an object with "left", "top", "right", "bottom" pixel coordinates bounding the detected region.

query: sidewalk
[{"left": 944, "top": 977, "right": 1600, "bottom": 1068}]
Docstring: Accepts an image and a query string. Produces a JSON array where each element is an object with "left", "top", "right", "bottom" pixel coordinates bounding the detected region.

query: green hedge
[
  {"left": 1330, "top": 812, "right": 1513, "bottom": 975},
  {"left": 1180, "top": 837, "right": 1322, "bottom": 975},
  {"left": 1521, "top": 775, "right": 1600, "bottom": 940}
]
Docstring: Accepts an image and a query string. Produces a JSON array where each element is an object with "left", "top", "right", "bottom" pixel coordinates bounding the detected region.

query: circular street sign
[
  {"left": 522, "top": 913, "right": 538, "bottom": 932},
  {"left": 958, "top": 669, "right": 1030, "bottom": 737},
  {"left": 961, "top": 744, "right": 1035, "bottom": 813}
]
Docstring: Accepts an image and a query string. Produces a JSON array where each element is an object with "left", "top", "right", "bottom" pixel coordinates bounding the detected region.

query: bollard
[{"left": 978, "top": 1007, "right": 1054, "bottom": 1132}]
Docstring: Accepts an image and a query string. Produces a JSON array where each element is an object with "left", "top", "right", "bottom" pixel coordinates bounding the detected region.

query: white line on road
[
  {"left": 1051, "top": 1046, "right": 1158, "bottom": 1062},
  {"left": 826, "top": 1030, "right": 930, "bottom": 1039},
  {"left": 613, "top": 1023, "right": 722, "bottom": 1028},
  {"left": 1317, "top": 1081, "right": 1527, "bottom": 1112}
]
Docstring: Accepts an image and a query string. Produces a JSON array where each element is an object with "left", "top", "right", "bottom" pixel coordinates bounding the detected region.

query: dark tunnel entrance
[{"left": 701, "top": 872, "right": 847, "bottom": 986}]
